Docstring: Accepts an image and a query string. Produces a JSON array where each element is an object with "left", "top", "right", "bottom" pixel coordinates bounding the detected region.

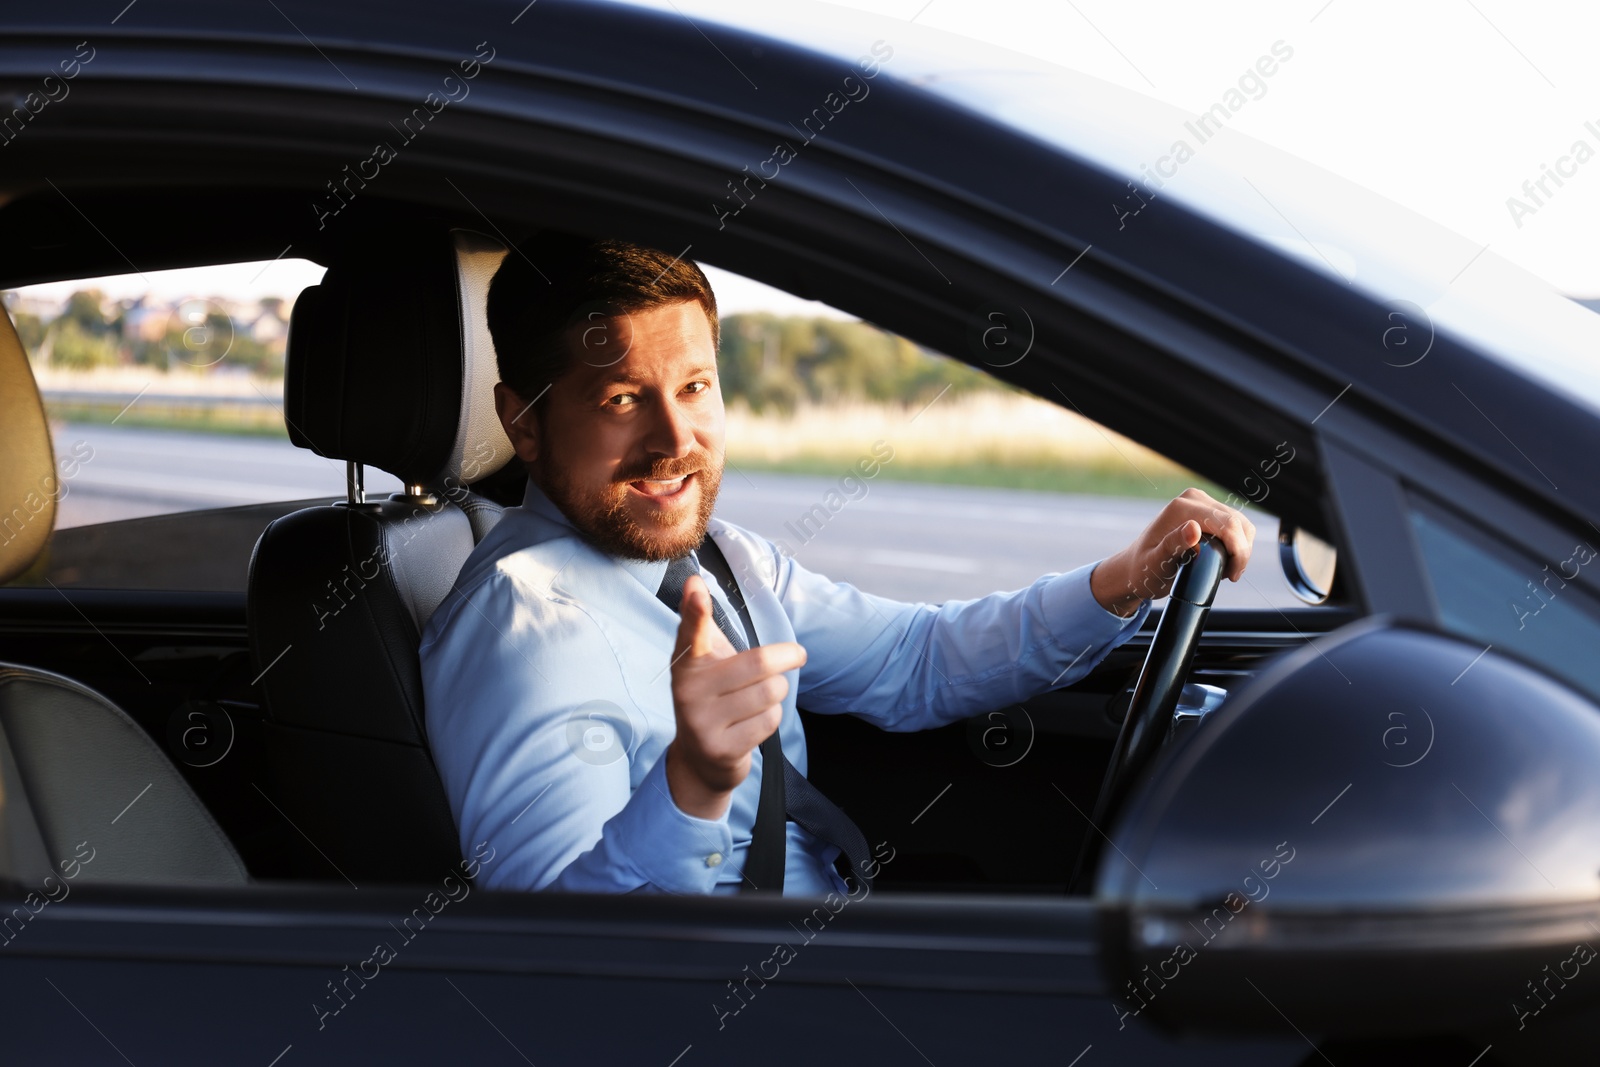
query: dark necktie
[{"left": 656, "top": 542, "right": 875, "bottom": 893}]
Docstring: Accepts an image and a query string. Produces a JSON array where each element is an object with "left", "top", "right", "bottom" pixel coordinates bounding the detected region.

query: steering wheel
[{"left": 1069, "top": 536, "right": 1229, "bottom": 892}]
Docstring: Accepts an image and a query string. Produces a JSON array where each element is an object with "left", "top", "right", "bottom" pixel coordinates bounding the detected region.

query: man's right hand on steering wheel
[{"left": 1090, "top": 488, "right": 1257, "bottom": 616}]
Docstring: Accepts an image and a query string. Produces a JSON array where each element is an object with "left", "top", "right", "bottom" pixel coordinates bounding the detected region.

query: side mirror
[
  {"left": 1096, "top": 617, "right": 1600, "bottom": 1039},
  {"left": 1277, "top": 522, "right": 1337, "bottom": 604}
]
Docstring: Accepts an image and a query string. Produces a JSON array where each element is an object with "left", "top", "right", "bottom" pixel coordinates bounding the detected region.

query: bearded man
[{"left": 420, "top": 234, "right": 1254, "bottom": 896}]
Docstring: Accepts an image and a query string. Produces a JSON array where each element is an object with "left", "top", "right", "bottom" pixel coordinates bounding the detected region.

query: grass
[
  {"left": 726, "top": 453, "right": 1219, "bottom": 499},
  {"left": 45, "top": 402, "right": 290, "bottom": 438},
  {"left": 722, "top": 394, "right": 1219, "bottom": 499},
  {"left": 37, "top": 365, "right": 291, "bottom": 438}
]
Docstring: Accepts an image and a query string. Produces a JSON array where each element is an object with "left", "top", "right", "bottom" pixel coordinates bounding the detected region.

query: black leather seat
[
  {"left": 0, "top": 306, "right": 249, "bottom": 887},
  {"left": 246, "top": 228, "right": 517, "bottom": 883}
]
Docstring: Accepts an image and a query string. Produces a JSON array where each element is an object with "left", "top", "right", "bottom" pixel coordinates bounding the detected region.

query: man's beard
[{"left": 538, "top": 447, "right": 722, "bottom": 562}]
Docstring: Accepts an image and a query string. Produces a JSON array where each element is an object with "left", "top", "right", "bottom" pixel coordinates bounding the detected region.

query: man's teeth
[{"left": 635, "top": 474, "right": 689, "bottom": 496}]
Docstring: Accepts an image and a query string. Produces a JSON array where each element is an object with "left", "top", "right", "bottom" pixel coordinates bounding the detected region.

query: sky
[
  {"left": 14, "top": 0, "right": 1598, "bottom": 307},
  {"left": 818, "top": 0, "right": 1600, "bottom": 296}
]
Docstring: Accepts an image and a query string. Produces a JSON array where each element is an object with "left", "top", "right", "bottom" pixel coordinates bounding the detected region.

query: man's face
[{"left": 494, "top": 301, "right": 725, "bottom": 562}]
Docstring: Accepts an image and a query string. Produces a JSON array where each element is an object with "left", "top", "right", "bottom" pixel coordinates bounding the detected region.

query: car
[{"left": 2, "top": 1, "right": 1599, "bottom": 1063}]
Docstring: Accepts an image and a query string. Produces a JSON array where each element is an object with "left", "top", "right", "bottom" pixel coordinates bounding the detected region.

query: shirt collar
[{"left": 520, "top": 478, "right": 671, "bottom": 595}]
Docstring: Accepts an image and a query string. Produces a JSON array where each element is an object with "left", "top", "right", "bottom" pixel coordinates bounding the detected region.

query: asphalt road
[{"left": 50, "top": 424, "right": 1300, "bottom": 608}]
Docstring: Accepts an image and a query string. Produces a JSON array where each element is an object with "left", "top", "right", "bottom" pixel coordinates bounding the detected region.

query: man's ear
[{"left": 493, "top": 381, "right": 542, "bottom": 465}]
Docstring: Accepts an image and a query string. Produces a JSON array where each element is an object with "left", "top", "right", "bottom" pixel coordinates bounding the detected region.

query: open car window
[
  {"left": 3, "top": 259, "right": 402, "bottom": 591},
  {"left": 5, "top": 261, "right": 1315, "bottom": 605}
]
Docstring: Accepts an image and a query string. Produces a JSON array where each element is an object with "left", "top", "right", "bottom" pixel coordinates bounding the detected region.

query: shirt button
[{"left": 705, "top": 852, "right": 723, "bottom": 868}]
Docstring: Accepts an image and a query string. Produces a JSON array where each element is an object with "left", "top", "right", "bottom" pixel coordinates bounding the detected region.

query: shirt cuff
[
  {"left": 612, "top": 752, "right": 735, "bottom": 894},
  {"left": 1042, "top": 560, "right": 1150, "bottom": 647}
]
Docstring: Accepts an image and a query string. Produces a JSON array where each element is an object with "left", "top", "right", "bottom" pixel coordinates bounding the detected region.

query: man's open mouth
[{"left": 626, "top": 471, "right": 695, "bottom": 500}]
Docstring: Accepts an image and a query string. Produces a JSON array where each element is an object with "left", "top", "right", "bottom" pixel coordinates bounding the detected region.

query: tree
[
  {"left": 716, "top": 313, "right": 1009, "bottom": 412},
  {"left": 50, "top": 318, "right": 120, "bottom": 369},
  {"left": 10, "top": 309, "right": 45, "bottom": 355},
  {"left": 60, "top": 290, "right": 114, "bottom": 337}
]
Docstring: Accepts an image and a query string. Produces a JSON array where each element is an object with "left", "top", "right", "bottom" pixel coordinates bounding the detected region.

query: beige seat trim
[
  {"left": 444, "top": 229, "right": 516, "bottom": 487},
  {"left": 0, "top": 307, "right": 56, "bottom": 584}
]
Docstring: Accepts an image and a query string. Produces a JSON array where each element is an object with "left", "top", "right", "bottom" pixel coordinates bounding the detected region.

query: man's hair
[{"left": 487, "top": 233, "right": 719, "bottom": 406}]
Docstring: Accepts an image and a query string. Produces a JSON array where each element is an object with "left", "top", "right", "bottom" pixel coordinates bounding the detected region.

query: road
[{"left": 49, "top": 424, "right": 1300, "bottom": 608}]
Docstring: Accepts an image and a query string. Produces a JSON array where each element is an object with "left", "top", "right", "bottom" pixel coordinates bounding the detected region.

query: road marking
[{"left": 860, "top": 549, "right": 980, "bottom": 574}]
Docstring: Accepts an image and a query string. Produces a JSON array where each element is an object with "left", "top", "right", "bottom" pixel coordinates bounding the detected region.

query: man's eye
[
  {"left": 684, "top": 381, "right": 709, "bottom": 394},
  {"left": 605, "top": 394, "right": 636, "bottom": 406}
]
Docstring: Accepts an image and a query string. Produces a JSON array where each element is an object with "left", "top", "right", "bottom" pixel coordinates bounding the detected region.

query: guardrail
[{"left": 40, "top": 390, "right": 282, "bottom": 407}]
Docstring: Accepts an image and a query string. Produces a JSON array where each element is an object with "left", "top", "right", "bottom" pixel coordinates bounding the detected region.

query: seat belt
[
  {"left": 694, "top": 535, "right": 878, "bottom": 894},
  {"left": 694, "top": 535, "right": 788, "bottom": 893}
]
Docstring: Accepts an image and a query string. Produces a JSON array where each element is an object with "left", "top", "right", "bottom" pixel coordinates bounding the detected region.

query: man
[{"left": 419, "top": 233, "right": 1255, "bottom": 896}]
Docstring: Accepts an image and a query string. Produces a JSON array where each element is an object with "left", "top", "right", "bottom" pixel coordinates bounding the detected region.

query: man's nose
[{"left": 643, "top": 394, "right": 697, "bottom": 458}]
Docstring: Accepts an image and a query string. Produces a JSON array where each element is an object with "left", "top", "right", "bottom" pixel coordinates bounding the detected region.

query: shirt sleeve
[
  {"left": 422, "top": 573, "right": 732, "bottom": 894},
  {"left": 782, "top": 556, "right": 1150, "bottom": 732}
]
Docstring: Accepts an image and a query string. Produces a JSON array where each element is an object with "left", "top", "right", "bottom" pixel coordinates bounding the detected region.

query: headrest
[
  {"left": 0, "top": 307, "right": 57, "bottom": 584},
  {"left": 285, "top": 229, "right": 515, "bottom": 487}
]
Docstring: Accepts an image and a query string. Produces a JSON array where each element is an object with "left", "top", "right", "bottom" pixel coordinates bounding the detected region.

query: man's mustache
[{"left": 613, "top": 456, "right": 710, "bottom": 483}]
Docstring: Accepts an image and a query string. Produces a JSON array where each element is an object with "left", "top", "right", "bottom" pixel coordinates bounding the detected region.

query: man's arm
[
  {"left": 781, "top": 555, "right": 1145, "bottom": 733},
  {"left": 422, "top": 573, "right": 737, "bottom": 893},
  {"left": 782, "top": 488, "right": 1256, "bottom": 733}
]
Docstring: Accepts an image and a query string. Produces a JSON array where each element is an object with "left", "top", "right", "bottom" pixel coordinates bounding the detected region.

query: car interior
[{"left": 0, "top": 189, "right": 1355, "bottom": 897}]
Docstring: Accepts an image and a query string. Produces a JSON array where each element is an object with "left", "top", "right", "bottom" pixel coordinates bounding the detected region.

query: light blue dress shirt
[{"left": 419, "top": 479, "right": 1150, "bottom": 896}]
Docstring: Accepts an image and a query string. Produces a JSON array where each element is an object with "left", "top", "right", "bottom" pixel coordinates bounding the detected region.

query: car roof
[{"left": 626, "top": 0, "right": 1600, "bottom": 419}]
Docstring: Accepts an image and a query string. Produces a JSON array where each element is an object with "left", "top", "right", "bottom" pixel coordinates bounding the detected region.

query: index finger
[
  {"left": 672, "top": 574, "right": 731, "bottom": 661},
  {"left": 704, "top": 641, "right": 808, "bottom": 697},
  {"left": 1214, "top": 516, "right": 1254, "bottom": 581}
]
